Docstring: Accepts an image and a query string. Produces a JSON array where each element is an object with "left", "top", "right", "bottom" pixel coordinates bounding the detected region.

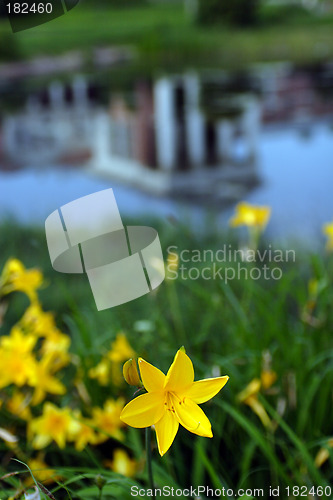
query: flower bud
[
  {"left": 95, "top": 474, "right": 106, "bottom": 491},
  {"left": 123, "top": 359, "right": 141, "bottom": 386}
]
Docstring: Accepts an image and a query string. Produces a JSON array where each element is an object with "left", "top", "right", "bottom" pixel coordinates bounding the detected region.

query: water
[
  {"left": 0, "top": 120, "right": 333, "bottom": 246},
  {"left": 246, "top": 121, "right": 333, "bottom": 244}
]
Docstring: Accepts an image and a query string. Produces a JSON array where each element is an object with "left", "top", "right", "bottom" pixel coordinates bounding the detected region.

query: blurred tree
[{"left": 197, "top": 0, "right": 261, "bottom": 26}]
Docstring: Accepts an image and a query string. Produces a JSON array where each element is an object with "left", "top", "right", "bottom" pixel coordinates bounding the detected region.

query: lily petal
[
  {"left": 155, "top": 410, "right": 179, "bottom": 457},
  {"left": 138, "top": 358, "right": 165, "bottom": 392},
  {"left": 315, "top": 447, "right": 330, "bottom": 468},
  {"left": 184, "top": 376, "right": 229, "bottom": 404},
  {"left": 237, "top": 378, "right": 261, "bottom": 404},
  {"left": 33, "top": 434, "right": 52, "bottom": 449},
  {"left": 170, "top": 395, "right": 212, "bottom": 437},
  {"left": 246, "top": 396, "right": 272, "bottom": 429},
  {"left": 120, "top": 392, "right": 164, "bottom": 428},
  {"left": 164, "top": 350, "right": 194, "bottom": 392}
]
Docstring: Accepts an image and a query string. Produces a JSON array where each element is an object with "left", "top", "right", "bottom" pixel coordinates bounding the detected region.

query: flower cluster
[{"left": 0, "top": 258, "right": 138, "bottom": 492}]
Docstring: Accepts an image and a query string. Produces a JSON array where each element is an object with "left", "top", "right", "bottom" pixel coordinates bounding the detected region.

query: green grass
[
  {"left": 1, "top": 2, "right": 333, "bottom": 70},
  {"left": 0, "top": 219, "right": 333, "bottom": 498}
]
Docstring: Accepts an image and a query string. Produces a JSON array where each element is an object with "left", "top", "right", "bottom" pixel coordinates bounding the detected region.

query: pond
[{"left": 0, "top": 119, "right": 332, "bottom": 248}]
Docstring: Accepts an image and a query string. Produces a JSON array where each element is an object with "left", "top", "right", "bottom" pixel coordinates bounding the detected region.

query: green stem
[
  {"left": 167, "top": 281, "right": 187, "bottom": 346},
  {"left": 145, "top": 427, "right": 155, "bottom": 500}
]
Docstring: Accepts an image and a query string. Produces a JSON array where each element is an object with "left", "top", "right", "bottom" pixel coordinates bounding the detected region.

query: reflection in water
[
  {"left": 2, "top": 73, "right": 261, "bottom": 204},
  {"left": 1, "top": 63, "right": 333, "bottom": 244},
  {"left": 247, "top": 121, "right": 333, "bottom": 244},
  {"left": 0, "top": 121, "right": 333, "bottom": 246}
]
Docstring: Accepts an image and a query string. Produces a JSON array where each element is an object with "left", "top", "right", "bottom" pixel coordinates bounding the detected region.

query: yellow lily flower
[
  {"left": 1, "top": 326, "right": 37, "bottom": 355},
  {"left": 28, "top": 403, "right": 75, "bottom": 449},
  {"left": 0, "top": 327, "right": 37, "bottom": 388},
  {"left": 261, "top": 370, "right": 277, "bottom": 390},
  {"left": 237, "top": 370, "right": 277, "bottom": 429},
  {"left": 166, "top": 251, "right": 179, "bottom": 281},
  {"left": 120, "top": 349, "right": 229, "bottom": 456},
  {"left": 315, "top": 438, "right": 333, "bottom": 468},
  {"left": 89, "top": 358, "right": 110, "bottom": 386},
  {"left": 230, "top": 201, "right": 271, "bottom": 229},
  {"left": 105, "top": 448, "right": 137, "bottom": 477},
  {"left": 6, "top": 392, "right": 32, "bottom": 421},
  {"left": 25, "top": 454, "right": 58, "bottom": 486},
  {"left": 0, "top": 351, "right": 36, "bottom": 388},
  {"left": 229, "top": 202, "right": 271, "bottom": 250},
  {"left": 0, "top": 258, "right": 43, "bottom": 302},
  {"left": 107, "top": 333, "right": 136, "bottom": 363},
  {"left": 29, "top": 354, "right": 67, "bottom": 406},
  {"left": 89, "top": 333, "right": 136, "bottom": 386},
  {"left": 20, "top": 303, "right": 56, "bottom": 336},
  {"left": 92, "top": 398, "right": 126, "bottom": 443},
  {"left": 67, "top": 411, "right": 98, "bottom": 451},
  {"left": 40, "top": 332, "right": 71, "bottom": 370},
  {"left": 230, "top": 202, "right": 271, "bottom": 230},
  {"left": 323, "top": 222, "right": 333, "bottom": 251},
  {"left": 123, "top": 359, "right": 142, "bottom": 387}
]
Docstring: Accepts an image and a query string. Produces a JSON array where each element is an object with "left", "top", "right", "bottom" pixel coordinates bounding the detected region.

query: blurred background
[
  {"left": 1, "top": 2, "right": 333, "bottom": 498},
  {"left": 1, "top": 0, "right": 333, "bottom": 243}
]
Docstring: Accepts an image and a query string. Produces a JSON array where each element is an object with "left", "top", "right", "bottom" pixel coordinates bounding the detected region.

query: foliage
[
  {"left": 258, "top": 3, "right": 313, "bottom": 26},
  {"left": 81, "top": 0, "right": 147, "bottom": 7},
  {"left": 0, "top": 32, "right": 21, "bottom": 62},
  {"left": 197, "top": 0, "right": 261, "bottom": 27},
  {"left": 1, "top": 2, "right": 333, "bottom": 68},
  {"left": 0, "top": 217, "right": 332, "bottom": 498}
]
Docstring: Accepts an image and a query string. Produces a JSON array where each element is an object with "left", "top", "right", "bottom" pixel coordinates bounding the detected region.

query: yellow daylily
[
  {"left": 6, "top": 392, "right": 32, "bottom": 421},
  {"left": 166, "top": 250, "right": 179, "bottom": 280},
  {"left": 88, "top": 358, "right": 110, "bottom": 386},
  {"left": 40, "top": 332, "right": 71, "bottom": 370},
  {"left": 89, "top": 333, "right": 136, "bottom": 386},
  {"left": 0, "top": 328, "right": 37, "bottom": 388},
  {"left": 67, "top": 411, "right": 98, "bottom": 451},
  {"left": 1, "top": 326, "right": 37, "bottom": 356},
  {"left": 25, "top": 454, "right": 58, "bottom": 486},
  {"left": 0, "top": 258, "right": 43, "bottom": 302},
  {"left": 28, "top": 403, "right": 75, "bottom": 449},
  {"left": 105, "top": 449, "right": 137, "bottom": 477},
  {"left": 323, "top": 222, "right": 333, "bottom": 251},
  {"left": 29, "top": 354, "right": 67, "bottom": 406},
  {"left": 92, "top": 398, "right": 126, "bottom": 443},
  {"left": 123, "top": 359, "right": 141, "bottom": 387},
  {"left": 315, "top": 438, "right": 333, "bottom": 468},
  {"left": 0, "top": 351, "right": 36, "bottom": 388},
  {"left": 107, "top": 333, "right": 135, "bottom": 363},
  {"left": 261, "top": 370, "right": 277, "bottom": 390},
  {"left": 229, "top": 202, "right": 271, "bottom": 230},
  {"left": 120, "top": 349, "right": 229, "bottom": 456},
  {"left": 237, "top": 371, "right": 276, "bottom": 429},
  {"left": 20, "top": 303, "right": 56, "bottom": 336}
]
